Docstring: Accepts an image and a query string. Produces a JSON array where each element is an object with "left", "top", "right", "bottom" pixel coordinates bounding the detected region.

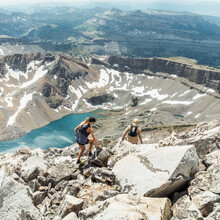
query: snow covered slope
[{"left": 0, "top": 53, "right": 220, "bottom": 141}]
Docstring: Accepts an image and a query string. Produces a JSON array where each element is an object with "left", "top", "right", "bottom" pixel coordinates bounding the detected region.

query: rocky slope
[
  {"left": 1, "top": 53, "right": 220, "bottom": 142},
  {"left": 96, "top": 56, "right": 220, "bottom": 94},
  {"left": 0, "top": 119, "right": 219, "bottom": 219},
  {"left": 0, "top": 53, "right": 101, "bottom": 141}
]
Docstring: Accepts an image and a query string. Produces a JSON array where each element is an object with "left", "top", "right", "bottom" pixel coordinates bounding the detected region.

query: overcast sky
[{"left": 1, "top": 0, "right": 220, "bottom": 5}]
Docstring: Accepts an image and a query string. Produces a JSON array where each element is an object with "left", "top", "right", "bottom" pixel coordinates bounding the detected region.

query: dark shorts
[{"left": 75, "top": 132, "right": 89, "bottom": 145}]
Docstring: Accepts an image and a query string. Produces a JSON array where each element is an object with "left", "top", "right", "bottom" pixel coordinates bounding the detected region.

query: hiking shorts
[{"left": 75, "top": 132, "right": 89, "bottom": 145}]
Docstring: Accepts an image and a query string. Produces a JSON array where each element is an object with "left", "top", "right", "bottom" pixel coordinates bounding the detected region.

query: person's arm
[
  {"left": 90, "top": 127, "right": 102, "bottom": 149},
  {"left": 121, "top": 126, "right": 130, "bottom": 141},
  {"left": 138, "top": 128, "right": 144, "bottom": 144},
  {"left": 74, "top": 121, "right": 84, "bottom": 134}
]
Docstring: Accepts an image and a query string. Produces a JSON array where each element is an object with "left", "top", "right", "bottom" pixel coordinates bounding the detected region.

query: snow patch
[
  {"left": 79, "top": 85, "right": 87, "bottom": 94},
  {"left": 7, "top": 92, "right": 34, "bottom": 126},
  {"left": 6, "top": 64, "right": 27, "bottom": 81},
  {"left": 162, "top": 100, "right": 193, "bottom": 105},
  {"left": 195, "top": 113, "right": 200, "bottom": 118},
  {"left": 5, "top": 97, "right": 13, "bottom": 107},
  {"left": 192, "top": 93, "right": 207, "bottom": 100},
  {"left": 113, "top": 93, "right": 119, "bottom": 98},
  {"left": 109, "top": 69, "right": 122, "bottom": 86},
  {"left": 69, "top": 86, "right": 82, "bottom": 99},
  {"left": 71, "top": 100, "right": 79, "bottom": 111},
  {"left": 125, "top": 111, "right": 132, "bottom": 115},
  {"left": 0, "top": 49, "right": 4, "bottom": 55},
  {"left": 86, "top": 69, "right": 109, "bottom": 89},
  {"left": 147, "top": 76, "right": 154, "bottom": 79},
  {"left": 171, "top": 74, "right": 177, "bottom": 78},
  {"left": 132, "top": 86, "right": 145, "bottom": 95},
  {"left": 20, "top": 64, "right": 49, "bottom": 88},
  {"left": 140, "top": 99, "right": 152, "bottom": 106},
  {"left": 206, "top": 89, "right": 215, "bottom": 93},
  {"left": 179, "top": 90, "right": 190, "bottom": 97},
  {"left": 171, "top": 92, "right": 177, "bottom": 98},
  {"left": 146, "top": 89, "right": 168, "bottom": 100},
  {"left": 99, "top": 57, "right": 106, "bottom": 61}
]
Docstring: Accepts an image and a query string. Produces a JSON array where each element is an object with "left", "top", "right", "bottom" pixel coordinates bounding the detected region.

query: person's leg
[
  {"left": 77, "top": 144, "right": 85, "bottom": 161},
  {"left": 88, "top": 138, "right": 94, "bottom": 153}
]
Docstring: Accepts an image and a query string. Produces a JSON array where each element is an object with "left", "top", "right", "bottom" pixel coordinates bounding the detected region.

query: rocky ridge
[
  {"left": 0, "top": 120, "right": 219, "bottom": 219},
  {"left": 0, "top": 53, "right": 100, "bottom": 141},
  {"left": 93, "top": 56, "right": 220, "bottom": 95},
  {"left": 1, "top": 53, "right": 220, "bottom": 143}
]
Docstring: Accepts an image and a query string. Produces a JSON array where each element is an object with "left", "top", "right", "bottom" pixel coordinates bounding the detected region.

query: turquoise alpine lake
[{"left": 0, "top": 110, "right": 102, "bottom": 154}]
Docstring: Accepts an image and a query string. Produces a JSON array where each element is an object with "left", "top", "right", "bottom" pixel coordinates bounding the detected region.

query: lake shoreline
[{"left": 0, "top": 109, "right": 103, "bottom": 154}]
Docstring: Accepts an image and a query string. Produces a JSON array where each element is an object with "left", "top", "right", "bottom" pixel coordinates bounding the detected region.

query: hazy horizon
[{"left": 1, "top": 0, "right": 220, "bottom": 16}]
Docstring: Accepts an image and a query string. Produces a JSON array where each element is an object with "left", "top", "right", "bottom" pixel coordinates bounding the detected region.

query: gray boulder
[
  {"left": 91, "top": 168, "right": 116, "bottom": 185},
  {"left": 61, "top": 180, "right": 81, "bottom": 197},
  {"left": 171, "top": 195, "right": 202, "bottom": 220},
  {"left": 32, "top": 190, "right": 47, "bottom": 206},
  {"left": 188, "top": 186, "right": 220, "bottom": 217},
  {"left": 78, "top": 194, "right": 171, "bottom": 220},
  {"left": 190, "top": 164, "right": 220, "bottom": 195},
  {"left": 91, "top": 149, "right": 113, "bottom": 167},
  {"left": 163, "top": 120, "right": 220, "bottom": 158},
  {"left": 204, "top": 150, "right": 220, "bottom": 167},
  {"left": 204, "top": 204, "right": 220, "bottom": 220},
  {"left": 0, "top": 171, "right": 43, "bottom": 220},
  {"left": 47, "top": 163, "right": 77, "bottom": 187},
  {"left": 55, "top": 195, "right": 84, "bottom": 219},
  {"left": 112, "top": 144, "right": 199, "bottom": 197},
  {"left": 20, "top": 148, "right": 48, "bottom": 182}
]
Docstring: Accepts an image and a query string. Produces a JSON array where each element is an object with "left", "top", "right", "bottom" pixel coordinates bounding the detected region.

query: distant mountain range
[
  {"left": 1, "top": 1, "right": 220, "bottom": 16},
  {"left": 1, "top": 7, "right": 220, "bottom": 65}
]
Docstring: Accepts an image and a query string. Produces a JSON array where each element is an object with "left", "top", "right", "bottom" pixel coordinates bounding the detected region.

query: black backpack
[
  {"left": 128, "top": 124, "right": 138, "bottom": 137},
  {"left": 79, "top": 124, "right": 90, "bottom": 137}
]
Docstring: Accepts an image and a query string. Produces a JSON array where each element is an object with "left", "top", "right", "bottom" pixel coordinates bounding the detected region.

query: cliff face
[
  {"left": 0, "top": 53, "right": 101, "bottom": 141},
  {"left": 105, "top": 56, "right": 220, "bottom": 94},
  {"left": 1, "top": 53, "right": 55, "bottom": 73},
  {"left": 1, "top": 53, "right": 220, "bottom": 142}
]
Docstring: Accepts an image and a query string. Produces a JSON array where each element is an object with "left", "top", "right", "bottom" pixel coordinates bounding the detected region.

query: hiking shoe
[
  {"left": 77, "top": 160, "right": 85, "bottom": 165},
  {"left": 89, "top": 152, "right": 92, "bottom": 157}
]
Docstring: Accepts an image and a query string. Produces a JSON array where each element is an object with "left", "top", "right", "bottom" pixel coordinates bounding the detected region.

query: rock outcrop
[
  {"left": 103, "top": 56, "right": 220, "bottom": 94},
  {"left": 87, "top": 94, "right": 115, "bottom": 106},
  {"left": 78, "top": 194, "right": 172, "bottom": 220},
  {"left": 112, "top": 144, "right": 199, "bottom": 197},
  {"left": 163, "top": 120, "right": 220, "bottom": 219},
  {"left": 0, "top": 120, "right": 219, "bottom": 219},
  {"left": 161, "top": 120, "right": 220, "bottom": 158},
  {"left": 0, "top": 171, "right": 43, "bottom": 220}
]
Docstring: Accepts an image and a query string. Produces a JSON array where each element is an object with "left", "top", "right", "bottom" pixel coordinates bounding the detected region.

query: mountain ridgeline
[
  {"left": 1, "top": 8, "right": 220, "bottom": 65},
  {"left": 94, "top": 56, "right": 220, "bottom": 94},
  {"left": 0, "top": 53, "right": 220, "bottom": 142}
]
